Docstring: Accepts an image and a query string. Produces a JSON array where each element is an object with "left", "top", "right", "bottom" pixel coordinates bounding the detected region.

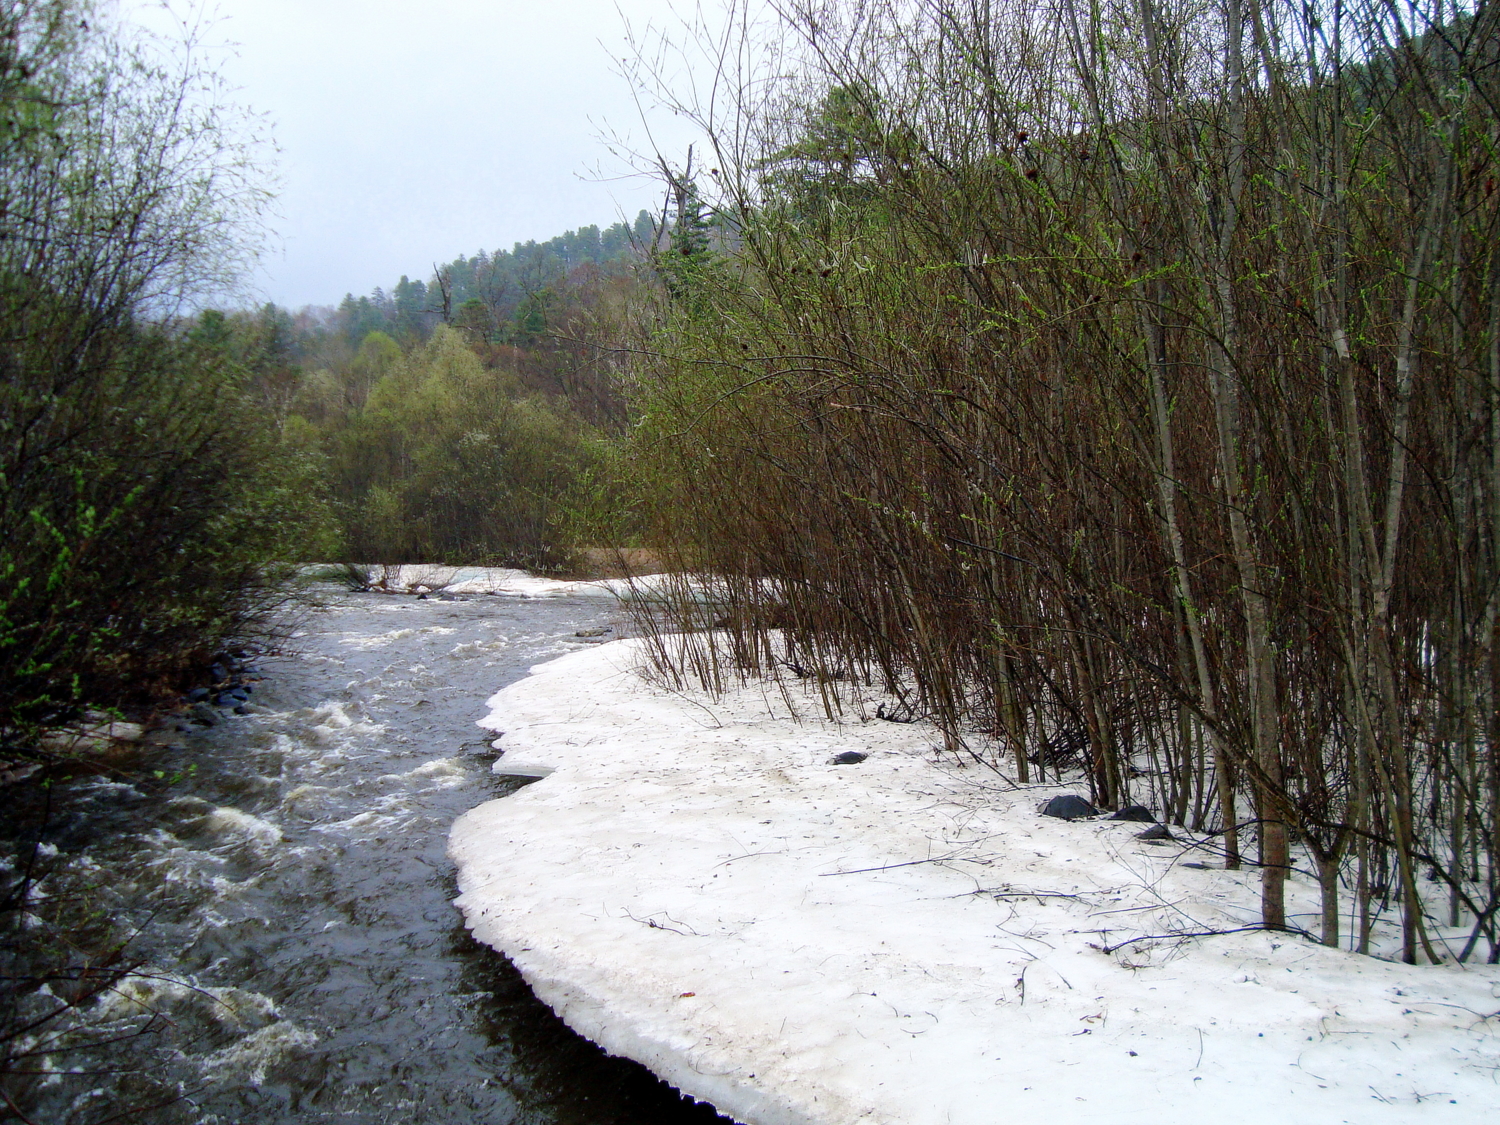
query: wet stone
[{"left": 1041, "top": 794, "right": 1099, "bottom": 820}]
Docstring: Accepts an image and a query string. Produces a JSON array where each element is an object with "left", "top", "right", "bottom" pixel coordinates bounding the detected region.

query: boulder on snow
[
  {"left": 1110, "top": 804, "right": 1156, "bottom": 822},
  {"left": 1041, "top": 794, "right": 1098, "bottom": 820},
  {"left": 831, "top": 751, "right": 868, "bottom": 765},
  {"left": 1136, "top": 823, "right": 1176, "bottom": 842}
]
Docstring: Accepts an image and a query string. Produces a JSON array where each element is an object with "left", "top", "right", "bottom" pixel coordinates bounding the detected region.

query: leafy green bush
[
  {"left": 0, "top": 1, "right": 310, "bottom": 741},
  {"left": 321, "top": 326, "right": 597, "bottom": 569}
]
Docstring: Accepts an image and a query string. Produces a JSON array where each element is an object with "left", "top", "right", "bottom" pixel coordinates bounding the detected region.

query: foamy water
[{"left": 2, "top": 587, "right": 730, "bottom": 1124}]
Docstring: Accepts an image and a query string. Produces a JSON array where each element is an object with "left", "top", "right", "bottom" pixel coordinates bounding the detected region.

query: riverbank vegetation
[
  {"left": 0, "top": 0, "right": 323, "bottom": 751},
  {"left": 615, "top": 0, "right": 1500, "bottom": 963}
]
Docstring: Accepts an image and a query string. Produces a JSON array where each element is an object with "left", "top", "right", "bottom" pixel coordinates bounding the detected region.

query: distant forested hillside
[
  {"left": 204, "top": 212, "right": 661, "bottom": 572},
  {"left": 335, "top": 213, "right": 656, "bottom": 349}
]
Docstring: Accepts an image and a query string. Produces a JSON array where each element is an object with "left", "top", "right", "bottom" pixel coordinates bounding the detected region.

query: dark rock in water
[
  {"left": 831, "top": 751, "right": 868, "bottom": 765},
  {"left": 1110, "top": 805, "right": 1156, "bottom": 822},
  {"left": 214, "top": 693, "right": 238, "bottom": 707},
  {"left": 186, "top": 687, "right": 210, "bottom": 704},
  {"left": 575, "top": 628, "right": 612, "bottom": 638},
  {"left": 189, "top": 702, "right": 219, "bottom": 727},
  {"left": 1041, "top": 794, "right": 1099, "bottom": 820},
  {"left": 417, "top": 592, "right": 429, "bottom": 600},
  {"left": 233, "top": 704, "right": 250, "bottom": 715},
  {"left": 1136, "top": 823, "right": 1176, "bottom": 842},
  {"left": 210, "top": 662, "right": 228, "bottom": 683},
  {"left": 227, "top": 687, "right": 249, "bottom": 702}
]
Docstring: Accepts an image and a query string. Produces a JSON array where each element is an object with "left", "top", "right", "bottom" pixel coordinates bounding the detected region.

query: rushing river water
[{"left": 3, "top": 586, "right": 730, "bottom": 1124}]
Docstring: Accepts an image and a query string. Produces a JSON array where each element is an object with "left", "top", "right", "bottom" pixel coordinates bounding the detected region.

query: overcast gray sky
[{"left": 125, "top": 1, "right": 714, "bottom": 309}]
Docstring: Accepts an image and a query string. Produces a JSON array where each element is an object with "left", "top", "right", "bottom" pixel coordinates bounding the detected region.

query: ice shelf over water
[
  {"left": 324, "top": 563, "right": 672, "bottom": 600},
  {"left": 449, "top": 638, "right": 1500, "bottom": 1125}
]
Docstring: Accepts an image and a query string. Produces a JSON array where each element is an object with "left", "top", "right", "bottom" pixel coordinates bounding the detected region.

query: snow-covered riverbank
[
  {"left": 449, "top": 638, "right": 1500, "bottom": 1125},
  {"left": 319, "top": 563, "right": 651, "bottom": 599}
]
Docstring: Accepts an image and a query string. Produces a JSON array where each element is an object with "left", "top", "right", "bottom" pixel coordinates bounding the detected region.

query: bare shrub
[{"left": 621, "top": 0, "right": 1500, "bottom": 959}]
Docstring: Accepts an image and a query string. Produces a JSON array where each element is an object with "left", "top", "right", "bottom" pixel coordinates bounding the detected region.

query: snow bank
[
  {"left": 337, "top": 563, "right": 725, "bottom": 603},
  {"left": 450, "top": 639, "right": 1500, "bottom": 1124},
  {"left": 340, "top": 564, "right": 639, "bottom": 598}
]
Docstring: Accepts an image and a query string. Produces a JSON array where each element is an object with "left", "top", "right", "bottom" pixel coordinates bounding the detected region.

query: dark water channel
[{"left": 4, "top": 587, "right": 730, "bottom": 1124}]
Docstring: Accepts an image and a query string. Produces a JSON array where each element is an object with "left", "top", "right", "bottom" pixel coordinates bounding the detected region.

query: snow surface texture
[{"left": 450, "top": 639, "right": 1500, "bottom": 1124}]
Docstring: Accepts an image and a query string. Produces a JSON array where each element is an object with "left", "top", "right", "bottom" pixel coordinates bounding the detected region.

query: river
[{"left": 2, "top": 583, "right": 730, "bottom": 1124}]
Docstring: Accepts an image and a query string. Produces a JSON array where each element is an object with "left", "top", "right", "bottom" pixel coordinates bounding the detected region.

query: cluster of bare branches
[{"left": 624, "top": 0, "right": 1500, "bottom": 961}]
